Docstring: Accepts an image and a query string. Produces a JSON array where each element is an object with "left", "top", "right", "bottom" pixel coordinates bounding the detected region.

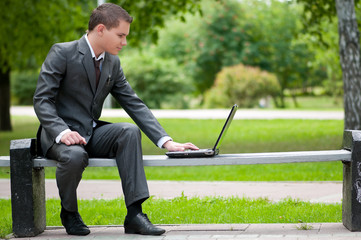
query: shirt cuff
[
  {"left": 55, "top": 129, "right": 71, "bottom": 144},
  {"left": 157, "top": 136, "right": 173, "bottom": 148}
]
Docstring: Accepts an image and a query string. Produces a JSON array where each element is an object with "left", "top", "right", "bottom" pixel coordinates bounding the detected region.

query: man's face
[{"left": 100, "top": 20, "right": 130, "bottom": 55}]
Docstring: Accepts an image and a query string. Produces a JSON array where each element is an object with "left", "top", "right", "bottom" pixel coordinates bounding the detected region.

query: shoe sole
[
  {"left": 124, "top": 228, "right": 165, "bottom": 235},
  {"left": 66, "top": 230, "right": 91, "bottom": 236}
]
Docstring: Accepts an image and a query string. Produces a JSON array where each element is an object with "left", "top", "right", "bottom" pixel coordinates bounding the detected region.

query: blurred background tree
[
  {"left": 154, "top": 0, "right": 326, "bottom": 108},
  {"left": 297, "top": 0, "right": 361, "bottom": 130},
  {"left": 120, "top": 50, "right": 193, "bottom": 109},
  {"left": 0, "top": 0, "right": 201, "bottom": 131},
  {"left": 0, "top": 0, "right": 91, "bottom": 131},
  {"left": 3, "top": 0, "right": 361, "bottom": 130}
]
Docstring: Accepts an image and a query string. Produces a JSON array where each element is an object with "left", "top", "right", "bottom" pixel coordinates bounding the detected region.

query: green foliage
[
  {"left": 298, "top": 14, "right": 343, "bottom": 99},
  {"left": 204, "top": 64, "right": 280, "bottom": 108},
  {"left": 191, "top": 0, "right": 246, "bottom": 93},
  {"left": 0, "top": 0, "right": 201, "bottom": 71},
  {"left": 11, "top": 70, "right": 39, "bottom": 105},
  {"left": 0, "top": 0, "right": 93, "bottom": 70},
  {"left": 154, "top": 0, "right": 325, "bottom": 102},
  {"left": 296, "top": 0, "right": 361, "bottom": 45},
  {"left": 120, "top": 52, "right": 193, "bottom": 109},
  {"left": 239, "top": 1, "right": 316, "bottom": 107},
  {"left": 156, "top": 0, "right": 246, "bottom": 93},
  {"left": 114, "top": 0, "right": 202, "bottom": 46}
]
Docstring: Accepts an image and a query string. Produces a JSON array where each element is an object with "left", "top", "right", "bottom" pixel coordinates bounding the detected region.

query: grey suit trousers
[{"left": 47, "top": 122, "right": 149, "bottom": 212}]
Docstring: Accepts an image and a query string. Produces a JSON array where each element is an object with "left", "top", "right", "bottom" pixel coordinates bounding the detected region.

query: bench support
[
  {"left": 343, "top": 130, "right": 361, "bottom": 231},
  {"left": 10, "top": 139, "right": 46, "bottom": 237}
]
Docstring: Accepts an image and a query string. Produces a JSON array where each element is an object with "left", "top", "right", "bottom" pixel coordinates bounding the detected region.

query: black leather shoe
[
  {"left": 124, "top": 213, "right": 165, "bottom": 235},
  {"left": 60, "top": 208, "right": 90, "bottom": 236}
]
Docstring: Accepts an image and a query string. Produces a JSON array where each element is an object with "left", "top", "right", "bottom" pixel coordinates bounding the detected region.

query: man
[{"left": 33, "top": 3, "right": 198, "bottom": 236}]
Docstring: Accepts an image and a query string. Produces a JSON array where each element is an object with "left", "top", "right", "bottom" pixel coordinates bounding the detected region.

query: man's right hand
[{"left": 60, "top": 131, "right": 87, "bottom": 146}]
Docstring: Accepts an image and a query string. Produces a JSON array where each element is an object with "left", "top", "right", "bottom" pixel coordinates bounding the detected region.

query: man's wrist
[
  {"left": 55, "top": 129, "right": 71, "bottom": 143},
  {"left": 157, "top": 136, "right": 172, "bottom": 148}
]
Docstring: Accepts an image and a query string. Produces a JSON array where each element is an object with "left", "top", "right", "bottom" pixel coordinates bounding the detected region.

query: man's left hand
[{"left": 163, "top": 140, "right": 199, "bottom": 152}]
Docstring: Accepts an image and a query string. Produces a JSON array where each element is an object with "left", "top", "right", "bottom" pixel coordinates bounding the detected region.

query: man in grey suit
[{"left": 33, "top": 3, "right": 198, "bottom": 236}]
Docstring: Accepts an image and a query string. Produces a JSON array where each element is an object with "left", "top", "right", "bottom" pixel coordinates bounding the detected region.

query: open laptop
[{"left": 166, "top": 104, "right": 238, "bottom": 158}]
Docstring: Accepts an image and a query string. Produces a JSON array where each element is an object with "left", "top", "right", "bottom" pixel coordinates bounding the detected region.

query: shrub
[
  {"left": 204, "top": 64, "right": 280, "bottom": 108},
  {"left": 120, "top": 51, "right": 193, "bottom": 109},
  {"left": 11, "top": 70, "right": 39, "bottom": 105}
]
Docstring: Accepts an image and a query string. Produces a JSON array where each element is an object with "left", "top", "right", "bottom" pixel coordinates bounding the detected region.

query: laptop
[{"left": 166, "top": 104, "right": 238, "bottom": 158}]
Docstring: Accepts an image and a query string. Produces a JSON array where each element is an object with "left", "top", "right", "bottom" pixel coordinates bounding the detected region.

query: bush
[
  {"left": 120, "top": 51, "right": 193, "bottom": 109},
  {"left": 11, "top": 70, "right": 39, "bottom": 105},
  {"left": 204, "top": 64, "right": 280, "bottom": 108}
]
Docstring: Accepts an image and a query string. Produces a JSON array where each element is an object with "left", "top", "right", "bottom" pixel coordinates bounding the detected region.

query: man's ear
[{"left": 96, "top": 24, "right": 106, "bottom": 36}]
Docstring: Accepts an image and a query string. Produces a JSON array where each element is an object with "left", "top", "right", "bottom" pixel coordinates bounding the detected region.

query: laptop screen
[{"left": 212, "top": 104, "right": 238, "bottom": 151}]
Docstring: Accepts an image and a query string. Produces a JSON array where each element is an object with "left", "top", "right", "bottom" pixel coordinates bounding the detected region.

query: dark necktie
[{"left": 93, "top": 58, "right": 101, "bottom": 88}]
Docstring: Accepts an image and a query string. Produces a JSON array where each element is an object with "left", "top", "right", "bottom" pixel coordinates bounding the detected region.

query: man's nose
[{"left": 122, "top": 37, "right": 127, "bottom": 46}]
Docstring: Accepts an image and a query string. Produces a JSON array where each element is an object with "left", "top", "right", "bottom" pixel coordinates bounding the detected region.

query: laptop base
[{"left": 166, "top": 149, "right": 216, "bottom": 158}]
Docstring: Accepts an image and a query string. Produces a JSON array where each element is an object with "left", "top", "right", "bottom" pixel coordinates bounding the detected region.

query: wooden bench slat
[{"left": 27, "top": 150, "right": 351, "bottom": 168}]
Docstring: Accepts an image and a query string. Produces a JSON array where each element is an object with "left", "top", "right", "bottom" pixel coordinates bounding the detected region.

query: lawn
[
  {"left": 0, "top": 116, "right": 344, "bottom": 181},
  {"left": 0, "top": 197, "right": 341, "bottom": 238}
]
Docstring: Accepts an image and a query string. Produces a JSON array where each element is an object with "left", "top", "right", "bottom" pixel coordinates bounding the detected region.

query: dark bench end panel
[
  {"left": 10, "top": 138, "right": 45, "bottom": 237},
  {"left": 343, "top": 130, "right": 361, "bottom": 231}
]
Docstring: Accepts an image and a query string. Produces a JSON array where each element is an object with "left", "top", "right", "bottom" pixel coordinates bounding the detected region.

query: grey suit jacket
[{"left": 34, "top": 35, "right": 168, "bottom": 156}]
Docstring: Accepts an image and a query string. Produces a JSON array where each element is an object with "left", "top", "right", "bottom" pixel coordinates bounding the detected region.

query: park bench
[{"left": 1, "top": 129, "right": 361, "bottom": 237}]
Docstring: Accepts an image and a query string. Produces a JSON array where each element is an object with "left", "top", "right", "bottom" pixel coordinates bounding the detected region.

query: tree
[
  {"left": 297, "top": 0, "right": 361, "bottom": 129},
  {"left": 0, "top": 0, "right": 92, "bottom": 131},
  {"left": 155, "top": 0, "right": 320, "bottom": 107},
  {"left": 154, "top": 0, "right": 247, "bottom": 94},
  {"left": 335, "top": 0, "right": 361, "bottom": 130},
  {"left": 0, "top": 0, "right": 201, "bottom": 131},
  {"left": 239, "top": 0, "right": 315, "bottom": 108}
]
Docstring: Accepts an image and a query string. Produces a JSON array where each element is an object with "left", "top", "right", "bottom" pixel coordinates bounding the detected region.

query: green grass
[
  {"left": 0, "top": 197, "right": 341, "bottom": 238},
  {"left": 0, "top": 116, "right": 344, "bottom": 181},
  {"left": 280, "top": 96, "right": 343, "bottom": 110}
]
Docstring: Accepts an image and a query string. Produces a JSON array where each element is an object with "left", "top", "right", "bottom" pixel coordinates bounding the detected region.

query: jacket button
[{"left": 87, "top": 131, "right": 91, "bottom": 136}]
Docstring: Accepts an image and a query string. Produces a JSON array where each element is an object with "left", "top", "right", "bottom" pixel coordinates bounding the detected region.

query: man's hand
[
  {"left": 163, "top": 140, "right": 199, "bottom": 152},
  {"left": 61, "top": 131, "right": 87, "bottom": 146}
]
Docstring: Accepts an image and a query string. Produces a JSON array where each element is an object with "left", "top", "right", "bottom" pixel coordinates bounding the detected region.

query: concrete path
[
  {"left": 8, "top": 223, "right": 361, "bottom": 239},
  {"left": 10, "top": 106, "right": 343, "bottom": 120},
  {"left": 0, "top": 179, "right": 342, "bottom": 203}
]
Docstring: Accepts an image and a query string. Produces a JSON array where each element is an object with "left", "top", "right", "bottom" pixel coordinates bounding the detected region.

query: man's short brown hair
[{"left": 88, "top": 3, "right": 133, "bottom": 31}]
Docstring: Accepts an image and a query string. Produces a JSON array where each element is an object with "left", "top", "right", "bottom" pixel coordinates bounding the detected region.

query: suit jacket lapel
[{"left": 78, "top": 36, "right": 97, "bottom": 95}]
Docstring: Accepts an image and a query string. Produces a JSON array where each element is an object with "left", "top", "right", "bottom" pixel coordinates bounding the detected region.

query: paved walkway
[
  {"left": 11, "top": 106, "right": 343, "bottom": 120},
  {"left": 0, "top": 179, "right": 342, "bottom": 203},
  {"left": 7, "top": 223, "right": 361, "bottom": 239}
]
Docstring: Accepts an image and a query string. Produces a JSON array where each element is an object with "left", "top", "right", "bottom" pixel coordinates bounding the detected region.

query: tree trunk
[
  {"left": 335, "top": 0, "right": 361, "bottom": 130},
  {"left": 0, "top": 65, "right": 12, "bottom": 131}
]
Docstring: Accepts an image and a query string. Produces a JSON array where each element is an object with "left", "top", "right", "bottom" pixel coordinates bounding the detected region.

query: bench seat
[{"left": 0, "top": 150, "right": 351, "bottom": 168}]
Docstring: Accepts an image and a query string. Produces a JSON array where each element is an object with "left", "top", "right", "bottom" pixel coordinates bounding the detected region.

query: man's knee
[
  {"left": 59, "top": 146, "right": 89, "bottom": 170},
  {"left": 115, "top": 123, "right": 141, "bottom": 139}
]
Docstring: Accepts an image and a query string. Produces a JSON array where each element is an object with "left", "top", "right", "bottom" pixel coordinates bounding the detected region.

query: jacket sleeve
[
  {"left": 110, "top": 57, "right": 169, "bottom": 146},
  {"left": 33, "top": 44, "right": 69, "bottom": 142}
]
